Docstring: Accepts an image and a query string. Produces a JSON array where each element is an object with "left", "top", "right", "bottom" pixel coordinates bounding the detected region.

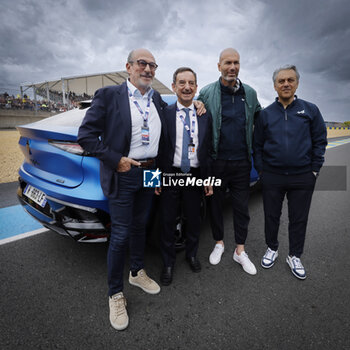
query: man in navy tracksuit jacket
[{"left": 253, "top": 65, "right": 327, "bottom": 280}]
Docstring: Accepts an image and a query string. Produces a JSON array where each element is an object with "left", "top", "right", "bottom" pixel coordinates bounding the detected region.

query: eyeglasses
[{"left": 130, "top": 59, "right": 158, "bottom": 71}]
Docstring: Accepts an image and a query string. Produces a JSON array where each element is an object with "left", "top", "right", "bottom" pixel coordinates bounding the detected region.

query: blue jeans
[{"left": 107, "top": 167, "right": 154, "bottom": 296}]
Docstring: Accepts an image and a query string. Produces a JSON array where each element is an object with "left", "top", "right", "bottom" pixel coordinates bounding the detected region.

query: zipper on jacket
[{"left": 284, "top": 110, "right": 288, "bottom": 172}]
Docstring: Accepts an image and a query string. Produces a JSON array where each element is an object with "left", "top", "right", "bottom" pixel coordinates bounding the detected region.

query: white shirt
[
  {"left": 173, "top": 101, "right": 199, "bottom": 168},
  {"left": 127, "top": 80, "right": 161, "bottom": 160}
]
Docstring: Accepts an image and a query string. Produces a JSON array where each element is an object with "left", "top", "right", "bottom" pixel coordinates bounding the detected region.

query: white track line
[{"left": 0, "top": 228, "right": 48, "bottom": 246}]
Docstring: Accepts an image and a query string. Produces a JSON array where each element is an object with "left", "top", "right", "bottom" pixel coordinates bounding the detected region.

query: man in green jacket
[{"left": 198, "top": 48, "right": 261, "bottom": 274}]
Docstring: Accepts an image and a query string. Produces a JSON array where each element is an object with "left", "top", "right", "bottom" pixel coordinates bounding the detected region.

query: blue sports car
[{"left": 17, "top": 96, "right": 259, "bottom": 243}]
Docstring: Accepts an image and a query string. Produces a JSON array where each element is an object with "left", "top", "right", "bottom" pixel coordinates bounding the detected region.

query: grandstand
[{"left": 20, "top": 71, "right": 173, "bottom": 109}]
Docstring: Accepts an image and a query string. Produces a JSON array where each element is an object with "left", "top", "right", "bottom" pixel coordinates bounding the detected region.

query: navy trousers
[
  {"left": 209, "top": 159, "right": 251, "bottom": 244},
  {"left": 262, "top": 171, "right": 316, "bottom": 257},
  {"left": 160, "top": 168, "right": 202, "bottom": 267},
  {"left": 107, "top": 167, "right": 154, "bottom": 296}
]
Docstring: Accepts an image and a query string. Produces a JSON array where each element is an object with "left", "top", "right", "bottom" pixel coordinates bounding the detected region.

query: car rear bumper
[{"left": 17, "top": 179, "right": 111, "bottom": 243}]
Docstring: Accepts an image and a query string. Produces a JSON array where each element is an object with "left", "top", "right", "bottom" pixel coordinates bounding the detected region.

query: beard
[
  {"left": 138, "top": 75, "right": 153, "bottom": 90},
  {"left": 222, "top": 73, "right": 237, "bottom": 83}
]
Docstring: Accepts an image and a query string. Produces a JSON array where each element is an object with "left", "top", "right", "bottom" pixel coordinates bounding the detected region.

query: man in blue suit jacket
[
  {"left": 78, "top": 48, "right": 167, "bottom": 331},
  {"left": 156, "top": 67, "right": 213, "bottom": 286}
]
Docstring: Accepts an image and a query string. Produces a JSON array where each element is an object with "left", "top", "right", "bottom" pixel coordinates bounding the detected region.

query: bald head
[
  {"left": 127, "top": 48, "right": 155, "bottom": 63},
  {"left": 219, "top": 48, "right": 240, "bottom": 63},
  {"left": 218, "top": 48, "right": 240, "bottom": 87}
]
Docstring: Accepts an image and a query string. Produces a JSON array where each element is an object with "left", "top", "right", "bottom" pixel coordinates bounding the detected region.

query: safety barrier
[
  {"left": 327, "top": 127, "right": 350, "bottom": 138},
  {"left": 0, "top": 109, "right": 53, "bottom": 129}
]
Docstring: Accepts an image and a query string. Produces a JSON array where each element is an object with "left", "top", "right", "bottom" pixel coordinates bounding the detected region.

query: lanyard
[
  {"left": 128, "top": 88, "right": 154, "bottom": 127},
  {"left": 177, "top": 107, "right": 196, "bottom": 143}
]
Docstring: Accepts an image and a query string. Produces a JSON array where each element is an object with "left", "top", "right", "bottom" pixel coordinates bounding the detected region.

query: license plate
[{"left": 23, "top": 185, "right": 47, "bottom": 208}]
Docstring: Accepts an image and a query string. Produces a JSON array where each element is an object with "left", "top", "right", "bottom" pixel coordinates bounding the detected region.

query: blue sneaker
[
  {"left": 261, "top": 248, "right": 278, "bottom": 268},
  {"left": 286, "top": 256, "right": 306, "bottom": 280}
]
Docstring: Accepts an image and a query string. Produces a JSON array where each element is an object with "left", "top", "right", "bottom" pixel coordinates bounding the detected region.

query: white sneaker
[
  {"left": 233, "top": 250, "right": 257, "bottom": 275},
  {"left": 109, "top": 292, "right": 129, "bottom": 331},
  {"left": 261, "top": 247, "right": 278, "bottom": 268},
  {"left": 209, "top": 243, "right": 225, "bottom": 265},
  {"left": 129, "top": 269, "right": 161, "bottom": 294},
  {"left": 286, "top": 255, "right": 306, "bottom": 280}
]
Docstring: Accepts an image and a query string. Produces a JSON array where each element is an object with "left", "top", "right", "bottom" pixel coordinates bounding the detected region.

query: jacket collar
[{"left": 275, "top": 95, "right": 298, "bottom": 109}]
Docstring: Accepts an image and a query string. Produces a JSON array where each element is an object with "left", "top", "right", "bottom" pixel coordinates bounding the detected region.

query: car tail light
[{"left": 49, "top": 141, "right": 89, "bottom": 155}]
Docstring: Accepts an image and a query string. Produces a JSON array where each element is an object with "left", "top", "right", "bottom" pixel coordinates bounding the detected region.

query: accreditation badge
[
  {"left": 141, "top": 126, "right": 150, "bottom": 145},
  {"left": 188, "top": 143, "right": 196, "bottom": 160}
]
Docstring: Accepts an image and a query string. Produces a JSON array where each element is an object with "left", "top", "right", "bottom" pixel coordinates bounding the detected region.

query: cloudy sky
[{"left": 1, "top": 0, "right": 349, "bottom": 122}]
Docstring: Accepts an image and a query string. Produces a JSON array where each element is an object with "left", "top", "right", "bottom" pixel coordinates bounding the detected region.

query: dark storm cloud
[
  {"left": 0, "top": 3, "right": 53, "bottom": 66},
  {"left": 257, "top": 0, "right": 350, "bottom": 81},
  {"left": 0, "top": 0, "right": 349, "bottom": 121},
  {"left": 242, "top": 0, "right": 350, "bottom": 121},
  {"left": 0, "top": 0, "right": 176, "bottom": 85},
  {"left": 0, "top": 0, "right": 90, "bottom": 85},
  {"left": 77, "top": 0, "right": 177, "bottom": 49}
]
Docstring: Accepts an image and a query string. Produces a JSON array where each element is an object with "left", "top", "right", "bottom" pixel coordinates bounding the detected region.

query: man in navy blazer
[
  {"left": 156, "top": 67, "right": 213, "bottom": 286},
  {"left": 78, "top": 48, "right": 167, "bottom": 331}
]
